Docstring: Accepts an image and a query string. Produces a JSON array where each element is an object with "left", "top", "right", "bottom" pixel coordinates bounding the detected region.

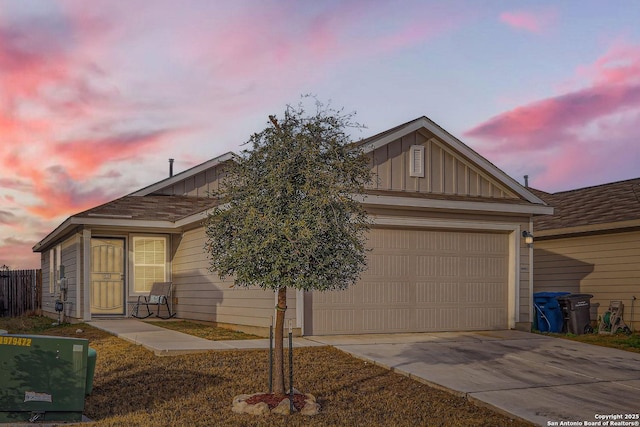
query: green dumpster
[{"left": 0, "top": 334, "right": 96, "bottom": 423}]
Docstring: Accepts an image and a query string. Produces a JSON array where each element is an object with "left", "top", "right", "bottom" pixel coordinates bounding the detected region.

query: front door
[{"left": 90, "top": 238, "right": 125, "bottom": 315}]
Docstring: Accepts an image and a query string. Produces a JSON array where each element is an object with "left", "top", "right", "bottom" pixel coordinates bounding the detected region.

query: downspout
[{"left": 529, "top": 218, "right": 534, "bottom": 326}]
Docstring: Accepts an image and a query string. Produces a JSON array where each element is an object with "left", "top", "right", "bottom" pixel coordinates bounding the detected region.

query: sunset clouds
[
  {"left": 1, "top": 1, "right": 640, "bottom": 268},
  {"left": 465, "top": 40, "right": 640, "bottom": 190},
  {"left": 499, "top": 9, "right": 557, "bottom": 34}
]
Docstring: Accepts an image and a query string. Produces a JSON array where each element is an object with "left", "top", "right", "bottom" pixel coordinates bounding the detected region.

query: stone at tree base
[
  {"left": 232, "top": 400, "right": 248, "bottom": 414},
  {"left": 246, "top": 402, "right": 270, "bottom": 416},
  {"left": 233, "top": 394, "right": 253, "bottom": 405},
  {"left": 271, "top": 398, "right": 292, "bottom": 415},
  {"left": 301, "top": 401, "right": 321, "bottom": 416},
  {"left": 231, "top": 392, "right": 320, "bottom": 416}
]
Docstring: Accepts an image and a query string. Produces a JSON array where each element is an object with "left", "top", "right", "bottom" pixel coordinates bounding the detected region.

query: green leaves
[{"left": 204, "top": 98, "right": 372, "bottom": 292}]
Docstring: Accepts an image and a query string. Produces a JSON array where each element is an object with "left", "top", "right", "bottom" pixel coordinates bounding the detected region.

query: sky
[{"left": 2, "top": 0, "right": 640, "bottom": 269}]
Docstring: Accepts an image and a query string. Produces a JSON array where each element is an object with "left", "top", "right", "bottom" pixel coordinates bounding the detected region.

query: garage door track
[{"left": 309, "top": 330, "right": 640, "bottom": 426}]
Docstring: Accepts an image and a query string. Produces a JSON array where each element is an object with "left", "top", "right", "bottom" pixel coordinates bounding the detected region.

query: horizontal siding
[
  {"left": 172, "top": 227, "right": 296, "bottom": 327},
  {"left": 519, "top": 221, "right": 532, "bottom": 324},
  {"left": 534, "top": 230, "right": 640, "bottom": 331},
  {"left": 42, "top": 234, "right": 80, "bottom": 318}
]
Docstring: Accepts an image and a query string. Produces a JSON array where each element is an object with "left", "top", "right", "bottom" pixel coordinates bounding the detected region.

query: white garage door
[{"left": 309, "top": 228, "right": 509, "bottom": 335}]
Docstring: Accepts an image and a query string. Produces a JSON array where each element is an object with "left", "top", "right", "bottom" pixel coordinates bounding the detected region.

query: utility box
[{"left": 0, "top": 334, "right": 96, "bottom": 423}]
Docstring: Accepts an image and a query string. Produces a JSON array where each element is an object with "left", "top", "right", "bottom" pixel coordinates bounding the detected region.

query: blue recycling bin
[{"left": 533, "top": 292, "right": 570, "bottom": 333}]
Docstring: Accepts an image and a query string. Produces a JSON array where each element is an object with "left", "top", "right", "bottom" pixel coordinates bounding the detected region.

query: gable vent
[{"left": 409, "top": 145, "right": 425, "bottom": 178}]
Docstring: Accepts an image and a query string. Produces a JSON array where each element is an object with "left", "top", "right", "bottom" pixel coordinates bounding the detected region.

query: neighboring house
[
  {"left": 33, "top": 117, "right": 551, "bottom": 335},
  {"left": 532, "top": 178, "right": 640, "bottom": 331}
]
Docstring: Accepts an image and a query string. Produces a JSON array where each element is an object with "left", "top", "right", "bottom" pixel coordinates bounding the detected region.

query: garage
[{"left": 308, "top": 227, "right": 509, "bottom": 335}]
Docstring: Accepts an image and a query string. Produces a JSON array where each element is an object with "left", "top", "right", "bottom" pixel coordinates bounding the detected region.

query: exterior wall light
[{"left": 522, "top": 231, "right": 534, "bottom": 247}]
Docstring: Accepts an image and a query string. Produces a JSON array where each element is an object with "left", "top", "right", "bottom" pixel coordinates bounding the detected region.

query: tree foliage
[
  {"left": 204, "top": 98, "right": 372, "bottom": 394},
  {"left": 204, "top": 99, "right": 372, "bottom": 293}
]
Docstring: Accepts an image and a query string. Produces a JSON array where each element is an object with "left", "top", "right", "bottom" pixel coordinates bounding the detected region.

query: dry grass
[
  {"left": 1, "top": 316, "right": 533, "bottom": 427},
  {"left": 551, "top": 331, "right": 640, "bottom": 353},
  {"left": 146, "top": 320, "right": 262, "bottom": 340}
]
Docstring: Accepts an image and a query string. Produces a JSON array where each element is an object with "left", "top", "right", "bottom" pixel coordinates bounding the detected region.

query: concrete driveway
[{"left": 309, "top": 330, "right": 640, "bottom": 426}]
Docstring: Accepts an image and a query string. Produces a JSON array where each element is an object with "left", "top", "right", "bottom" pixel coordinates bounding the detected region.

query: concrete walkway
[
  {"left": 89, "top": 320, "right": 640, "bottom": 426},
  {"left": 88, "top": 319, "right": 324, "bottom": 356}
]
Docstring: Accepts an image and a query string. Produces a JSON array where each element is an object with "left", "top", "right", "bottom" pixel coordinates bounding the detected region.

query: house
[
  {"left": 33, "top": 117, "right": 552, "bottom": 335},
  {"left": 531, "top": 178, "right": 640, "bottom": 331}
]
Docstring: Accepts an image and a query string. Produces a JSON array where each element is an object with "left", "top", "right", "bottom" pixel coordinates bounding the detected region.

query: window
[
  {"left": 49, "top": 245, "right": 61, "bottom": 294},
  {"left": 132, "top": 236, "right": 167, "bottom": 293},
  {"left": 409, "top": 145, "right": 425, "bottom": 178}
]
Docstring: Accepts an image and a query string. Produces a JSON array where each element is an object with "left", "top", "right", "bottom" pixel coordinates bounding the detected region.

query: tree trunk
[{"left": 273, "top": 286, "right": 287, "bottom": 394}]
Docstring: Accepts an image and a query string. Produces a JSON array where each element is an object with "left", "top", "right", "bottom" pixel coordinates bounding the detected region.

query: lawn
[
  {"left": 551, "top": 330, "right": 640, "bottom": 353},
  {"left": 0, "top": 316, "right": 532, "bottom": 427}
]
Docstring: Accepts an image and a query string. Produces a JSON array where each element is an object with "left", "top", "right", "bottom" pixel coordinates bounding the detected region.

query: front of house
[{"left": 33, "top": 117, "right": 551, "bottom": 335}]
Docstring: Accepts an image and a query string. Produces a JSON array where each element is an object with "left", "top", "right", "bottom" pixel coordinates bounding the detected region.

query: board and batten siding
[
  {"left": 534, "top": 230, "right": 640, "bottom": 331},
  {"left": 172, "top": 227, "right": 296, "bottom": 330},
  {"left": 152, "top": 164, "right": 225, "bottom": 197},
  {"left": 367, "top": 130, "right": 519, "bottom": 199}
]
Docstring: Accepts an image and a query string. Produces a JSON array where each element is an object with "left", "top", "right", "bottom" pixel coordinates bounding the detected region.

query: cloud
[
  {"left": 0, "top": 1, "right": 470, "bottom": 268},
  {"left": 499, "top": 9, "right": 557, "bottom": 34},
  {"left": 54, "top": 128, "right": 180, "bottom": 179},
  {"left": 0, "top": 210, "right": 16, "bottom": 226},
  {"left": 464, "top": 41, "right": 640, "bottom": 191},
  {"left": 0, "top": 237, "right": 40, "bottom": 269},
  {"left": 178, "top": 1, "right": 463, "bottom": 103}
]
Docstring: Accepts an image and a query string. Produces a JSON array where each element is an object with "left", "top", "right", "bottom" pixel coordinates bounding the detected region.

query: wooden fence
[{"left": 0, "top": 269, "right": 42, "bottom": 317}]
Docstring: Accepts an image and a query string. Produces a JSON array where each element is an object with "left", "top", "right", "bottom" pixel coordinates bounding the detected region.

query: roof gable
[
  {"left": 358, "top": 116, "right": 545, "bottom": 205},
  {"left": 131, "top": 152, "right": 234, "bottom": 196}
]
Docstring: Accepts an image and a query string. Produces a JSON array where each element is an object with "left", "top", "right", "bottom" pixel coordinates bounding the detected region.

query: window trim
[{"left": 129, "top": 235, "right": 169, "bottom": 296}]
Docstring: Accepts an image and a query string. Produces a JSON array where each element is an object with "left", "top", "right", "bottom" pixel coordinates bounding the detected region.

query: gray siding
[
  {"left": 534, "top": 230, "right": 640, "bottom": 331},
  {"left": 152, "top": 164, "right": 225, "bottom": 197},
  {"left": 41, "top": 234, "right": 80, "bottom": 320},
  {"left": 519, "top": 221, "right": 533, "bottom": 326},
  {"left": 172, "top": 227, "right": 296, "bottom": 329}
]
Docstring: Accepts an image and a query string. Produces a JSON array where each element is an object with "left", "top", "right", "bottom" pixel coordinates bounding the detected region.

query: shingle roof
[
  {"left": 364, "top": 189, "right": 534, "bottom": 205},
  {"left": 532, "top": 178, "right": 640, "bottom": 231},
  {"left": 75, "top": 195, "right": 219, "bottom": 222}
]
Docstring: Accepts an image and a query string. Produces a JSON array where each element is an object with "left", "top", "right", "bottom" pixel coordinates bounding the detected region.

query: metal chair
[{"left": 131, "top": 282, "right": 175, "bottom": 319}]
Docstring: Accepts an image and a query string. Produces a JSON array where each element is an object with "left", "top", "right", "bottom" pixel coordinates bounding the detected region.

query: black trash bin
[{"left": 557, "top": 294, "right": 594, "bottom": 335}]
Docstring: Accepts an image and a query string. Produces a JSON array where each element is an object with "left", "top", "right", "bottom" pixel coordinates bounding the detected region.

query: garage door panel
[
  {"left": 417, "top": 282, "right": 459, "bottom": 303},
  {"left": 465, "top": 256, "right": 507, "bottom": 278},
  {"left": 363, "top": 309, "right": 385, "bottom": 331},
  {"left": 310, "top": 228, "right": 509, "bottom": 335}
]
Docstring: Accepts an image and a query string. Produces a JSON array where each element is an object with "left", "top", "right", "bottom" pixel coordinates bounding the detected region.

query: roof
[
  {"left": 532, "top": 178, "right": 640, "bottom": 234},
  {"left": 34, "top": 116, "right": 552, "bottom": 253},
  {"left": 76, "top": 195, "right": 219, "bottom": 221},
  {"left": 33, "top": 195, "right": 219, "bottom": 252}
]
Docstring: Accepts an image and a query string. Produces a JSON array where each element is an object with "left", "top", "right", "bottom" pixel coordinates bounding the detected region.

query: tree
[{"left": 204, "top": 98, "right": 372, "bottom": 394}]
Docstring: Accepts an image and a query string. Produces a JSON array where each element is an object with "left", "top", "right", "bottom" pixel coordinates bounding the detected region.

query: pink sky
[{"left": 1, "top": 1, "right": 640, "bottom": 268}]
